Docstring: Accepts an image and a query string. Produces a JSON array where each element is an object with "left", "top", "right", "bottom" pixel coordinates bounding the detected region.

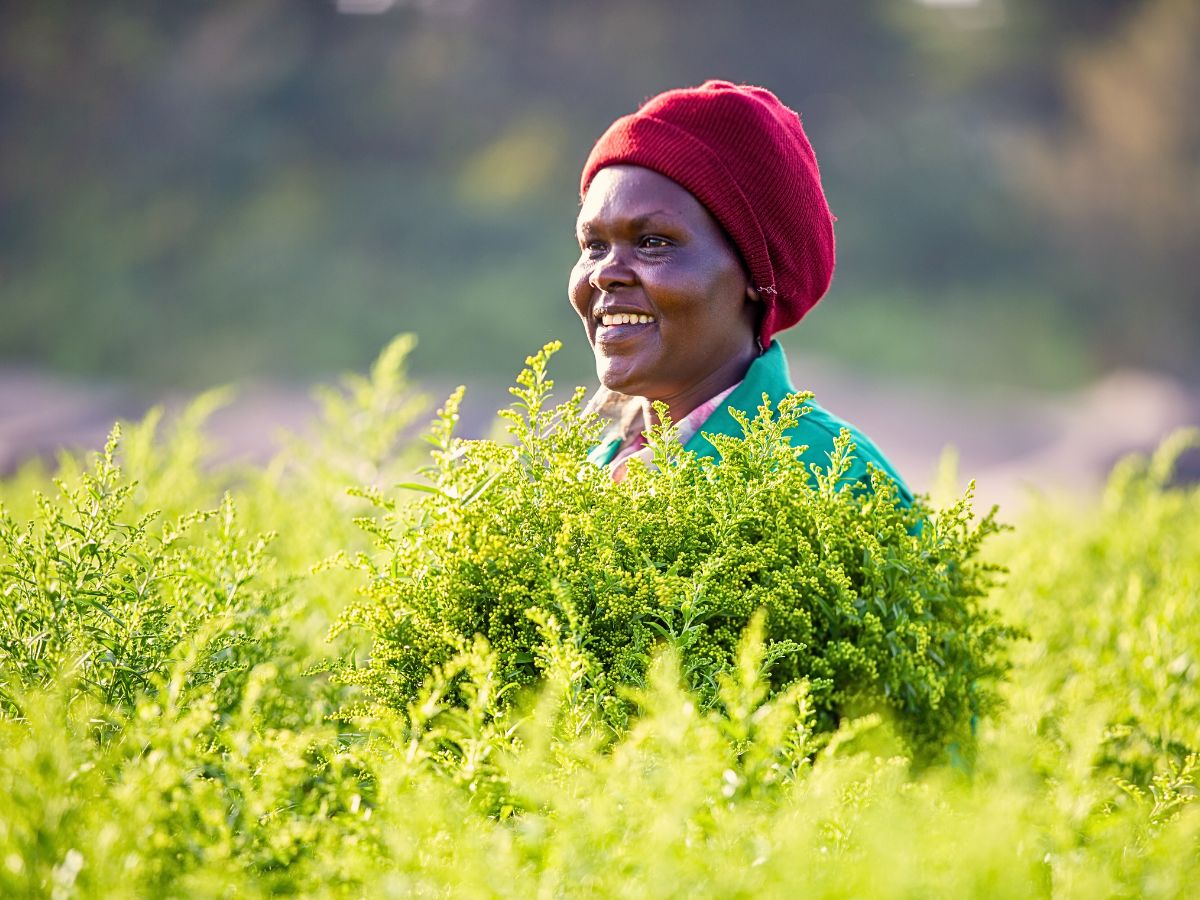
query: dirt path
[{"left": 2, "top": 357, "right": 1196, "bottom": 512}]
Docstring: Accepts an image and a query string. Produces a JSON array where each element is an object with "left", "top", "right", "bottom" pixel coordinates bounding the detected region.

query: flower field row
[{"left": 1, "top": 338, "right": 1196, "bottom": 897}]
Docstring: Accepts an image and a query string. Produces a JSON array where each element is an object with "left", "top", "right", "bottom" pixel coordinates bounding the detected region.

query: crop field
[{"left": 1, "top": 337, "right": 1197, "bottom": 898}]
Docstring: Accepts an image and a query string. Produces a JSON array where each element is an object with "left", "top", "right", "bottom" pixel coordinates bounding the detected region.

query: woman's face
[{"left": 570, "top": 165, "right": 759, "bottom": 405}]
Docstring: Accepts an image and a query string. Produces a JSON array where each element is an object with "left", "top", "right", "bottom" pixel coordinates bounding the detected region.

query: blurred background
[{"left": 1, "top": 0, "right": 1197, "bottom": 504}]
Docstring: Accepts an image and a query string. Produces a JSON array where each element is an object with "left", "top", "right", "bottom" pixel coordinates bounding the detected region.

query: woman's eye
[
  {"left": 640, "top": 236, "right": 672, "bottom": 249},
  {"left": 582, "top": 240, "right": 607, "bottom": 256}
]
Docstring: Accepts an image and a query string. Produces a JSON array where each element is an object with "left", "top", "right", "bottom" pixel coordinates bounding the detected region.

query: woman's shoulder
[
  {"left": 783, "top": 399, "right": 914, "bottom": 506},
  {"left": 686, "top": 343, "right": 914, "bottom": 505}
]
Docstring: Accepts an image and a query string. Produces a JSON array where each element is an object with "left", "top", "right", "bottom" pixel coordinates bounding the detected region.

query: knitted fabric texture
[{"left": 580, "top": 80, "right": 836, "bottom": 345}]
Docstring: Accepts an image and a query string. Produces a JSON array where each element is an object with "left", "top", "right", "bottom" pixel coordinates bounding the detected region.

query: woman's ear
[{"left": 746, "top": 285, "right": 761, "bottom": 303}]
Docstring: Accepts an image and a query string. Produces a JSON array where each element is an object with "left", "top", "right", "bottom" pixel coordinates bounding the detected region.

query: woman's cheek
[{"left": 567, "top": 263, "right": 592, "bottom": 321}]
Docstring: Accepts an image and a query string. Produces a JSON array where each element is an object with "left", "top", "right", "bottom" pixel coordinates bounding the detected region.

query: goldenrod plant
[{"left": 0, "top": 337, "right": 1196, "bottom": 898}]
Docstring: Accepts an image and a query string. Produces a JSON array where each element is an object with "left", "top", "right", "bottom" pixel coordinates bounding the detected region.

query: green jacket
[{"left": 587, "top": 341, "right": 914, "bottom": 506}]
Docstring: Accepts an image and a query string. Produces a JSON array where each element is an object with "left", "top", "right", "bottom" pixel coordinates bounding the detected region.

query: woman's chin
[{"left": 596, "top": 359, "right": 646, "bottom": 398}]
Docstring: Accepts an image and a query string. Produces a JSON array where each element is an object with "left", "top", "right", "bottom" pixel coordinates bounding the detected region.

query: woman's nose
[{"left": 590, "top": 247, "right": 637, "bottom": 293}]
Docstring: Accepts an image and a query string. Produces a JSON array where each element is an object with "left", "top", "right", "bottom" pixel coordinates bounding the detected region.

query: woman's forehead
[{"left": 577, "top": 165, "right": 711, "bottom": 230}]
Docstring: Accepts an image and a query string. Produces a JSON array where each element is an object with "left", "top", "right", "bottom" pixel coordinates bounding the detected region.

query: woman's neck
[{"left": 636, "top": 343, "right": 758, "bottom": 432}]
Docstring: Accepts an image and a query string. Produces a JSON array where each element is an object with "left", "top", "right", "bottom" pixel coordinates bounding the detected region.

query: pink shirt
[{"left": 608, "top": 382, "right": 741, "bottom": 482}]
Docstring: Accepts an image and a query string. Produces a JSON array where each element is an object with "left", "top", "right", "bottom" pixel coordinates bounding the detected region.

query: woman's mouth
[
  {"left": 599, "top": 312, "right": 656, "bottom": 326},
  {"left": 595, "top": 312, "right": 657, "bottom": 346}
]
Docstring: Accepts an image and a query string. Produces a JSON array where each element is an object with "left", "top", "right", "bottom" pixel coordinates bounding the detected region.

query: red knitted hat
[{"left": 580, "top": 81, "right": 836, "bottom": 346}]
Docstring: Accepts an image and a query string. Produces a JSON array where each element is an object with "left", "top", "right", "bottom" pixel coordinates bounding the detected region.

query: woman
[{"left": 571, "top": 80, "right": 912, "bottom": 505}]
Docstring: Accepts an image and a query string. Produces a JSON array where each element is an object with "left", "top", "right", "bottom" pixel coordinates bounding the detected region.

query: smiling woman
[
  {"left": 572, "top": 81, "right": 912, "bottom": 502},
  {"left": 570, "top": 165, "right": 758, "bottom": 420}
]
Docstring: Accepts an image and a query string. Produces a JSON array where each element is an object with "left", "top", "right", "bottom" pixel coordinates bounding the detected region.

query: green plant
[
  {"left": 335, "top": 343, "right": 1016, "bottom": 760},
  {"left": 0, "top": 338, "right": 1198, "bottom": 897},
  {"left": 0, "top": 424, "right": 285, "bottom": 724}
]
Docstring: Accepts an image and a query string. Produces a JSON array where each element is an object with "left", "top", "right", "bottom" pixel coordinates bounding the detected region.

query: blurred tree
[
  {"left": 0, "top": 0, "right": 1193, "bottom": 388},
  {"left": 1003, "top": 0, "right": 1200, "bottom": 372}
]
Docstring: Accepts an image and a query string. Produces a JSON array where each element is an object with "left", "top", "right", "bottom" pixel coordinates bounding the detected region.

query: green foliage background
[
  {"left": 3, "top": 0, "right": 1198, "bottom": 389},
  {"left": 1, "top": 339, "right": 1197, "bottom": 897}
]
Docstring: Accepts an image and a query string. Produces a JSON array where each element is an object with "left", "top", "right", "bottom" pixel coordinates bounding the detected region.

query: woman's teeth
[{"left": 600, "top": 313, "right": 656, "bottom": 326}]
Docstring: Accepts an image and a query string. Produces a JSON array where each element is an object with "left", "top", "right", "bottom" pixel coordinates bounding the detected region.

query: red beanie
[{"left": 580, "top": 81, "right": 836, "bottom": 346}]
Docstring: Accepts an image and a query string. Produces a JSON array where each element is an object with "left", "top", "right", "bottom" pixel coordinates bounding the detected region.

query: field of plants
[{"left": 1, "top": 337, "right": 1197, "bottom": 898}]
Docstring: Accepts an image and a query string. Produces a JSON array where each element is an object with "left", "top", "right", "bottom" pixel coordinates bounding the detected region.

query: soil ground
[{"left": 2, "top": 353, "right": 1196, "bottom": 513}]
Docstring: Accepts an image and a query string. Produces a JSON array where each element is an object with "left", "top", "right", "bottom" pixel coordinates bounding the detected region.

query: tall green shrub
[
  {"left": 336, "top": 343, "right": 1016, "bottom": 758},
  {"left": 0, "top": 425, "right": 285, "bottom": 723}
]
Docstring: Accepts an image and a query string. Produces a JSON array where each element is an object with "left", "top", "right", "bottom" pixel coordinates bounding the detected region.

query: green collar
[
  {"left": 585, "top": 341, "right": 913, "bottom": 506},
  {"left": 586, "top": 342, "right": 792, "bottom": 467},
  {"left": 681, "top": 341, "right": 793, "bottom": 459}
]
